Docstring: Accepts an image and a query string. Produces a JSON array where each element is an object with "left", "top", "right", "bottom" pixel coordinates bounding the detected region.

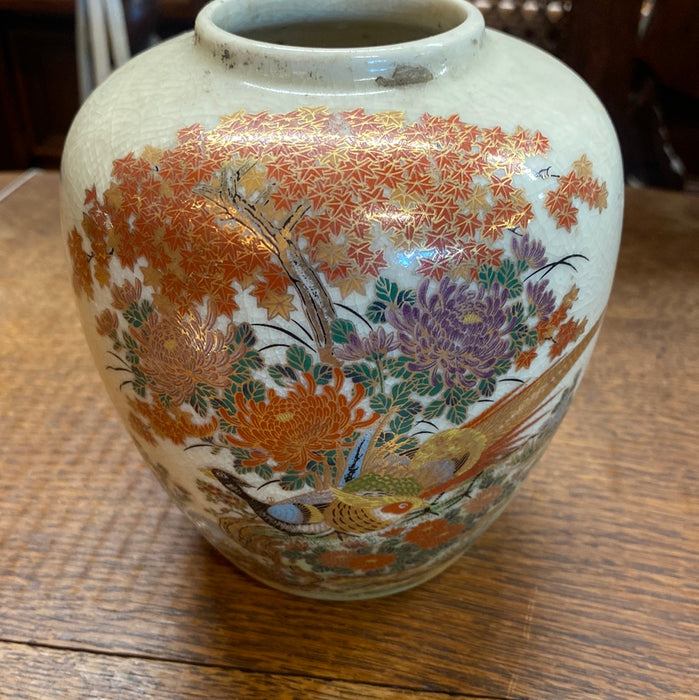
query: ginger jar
[{"left": 61, "top": 0, "right": 623, "bottom": 599}]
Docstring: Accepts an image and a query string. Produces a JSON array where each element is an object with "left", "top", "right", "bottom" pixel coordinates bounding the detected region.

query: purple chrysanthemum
[
  {"left": 335, "top": 326, "right": 399, "bottom": 362},
  {"left": 512, "top": 232, "right": 548, "bottom": 269},
  {"left": 385, "top": 278, "right": 517, "bottom": 390},
  {"left": 525, "top": 280, "right": 556, "bottom": 320}
]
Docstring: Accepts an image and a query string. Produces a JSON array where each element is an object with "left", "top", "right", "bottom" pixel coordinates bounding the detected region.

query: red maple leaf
[
  {"left": 416, "top": 252, "right": 450, "bottom": 281},
  {"left": 113, "top": 152, "right": 144, "bottom": 182},
  {"left": 348, "top": 238, "right": 386, "bottom": 277},
  {"left": 515, "top": 348, "right": 538, "bottom": 370},
  {"left": 544, "top": 187, "right": 570, "bottom": 218},
  {"left": 490, "top": 174, "right": 515, "bottom": 199},
  {"left": 554, "top": 199, "right": 579, "bottom": 232},
  {"left": 529, "top": 131, "right": 550, "bottom": 156}
]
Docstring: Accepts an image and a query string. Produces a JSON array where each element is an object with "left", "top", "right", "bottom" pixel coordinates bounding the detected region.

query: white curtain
[{"left": 76, "top": 0, "right": 131, "bottom": 101}]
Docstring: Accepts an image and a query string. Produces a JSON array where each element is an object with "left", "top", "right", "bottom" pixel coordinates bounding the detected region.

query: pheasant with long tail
[{"left": 208, "top": 318, "right": 600, "bottom": 537}]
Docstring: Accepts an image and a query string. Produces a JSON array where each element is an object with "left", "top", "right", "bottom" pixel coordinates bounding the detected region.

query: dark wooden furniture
[
  {"left": 0, "top": 1, "right": 79, "bottom": 168},
  {"left": 0, "top": 1, "right": 206, "bottom": 169},
  {"left": 1, "top": 171, "right": 697, "bottom": 698}
]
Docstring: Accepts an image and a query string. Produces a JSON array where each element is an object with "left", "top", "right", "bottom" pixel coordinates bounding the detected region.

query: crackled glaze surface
[{"left": 61, "top": 1, "right": 622, "bottom": 598}]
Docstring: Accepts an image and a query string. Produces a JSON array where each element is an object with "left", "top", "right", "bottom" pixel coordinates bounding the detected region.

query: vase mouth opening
[
  {"left": 195, "top": 0, "right": 484, "bottom": 89},
  {"left": 203, "top": 0, "right": 471, "bottom": 49}
]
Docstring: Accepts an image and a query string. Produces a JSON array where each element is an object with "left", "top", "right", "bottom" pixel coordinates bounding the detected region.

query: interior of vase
[{"left": 208, "top": 0, "right": 470, "bottom": 48}]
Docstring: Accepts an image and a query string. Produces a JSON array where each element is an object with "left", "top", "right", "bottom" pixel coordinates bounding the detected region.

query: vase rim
[{"left": 194, "top": 0, "right": 485, "bottom": 91}]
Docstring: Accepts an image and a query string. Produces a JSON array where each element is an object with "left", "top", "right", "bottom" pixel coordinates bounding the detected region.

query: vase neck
[{"left": 194, "top": 0, "right": 485, "bottom": 92}]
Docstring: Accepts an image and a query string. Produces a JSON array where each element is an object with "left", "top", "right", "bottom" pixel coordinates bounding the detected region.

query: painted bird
[
  {"left": 416, "top": 316, "right": 601, "bottom": 500},
  {"left": 333, "top": 316, "right": 602, "bottom": 503},
  {"left": 208, "top": 467, "right": 429, "bottom": 537},
  {"left": 209, "top": 317, "right": 600, "bottom": 536}
]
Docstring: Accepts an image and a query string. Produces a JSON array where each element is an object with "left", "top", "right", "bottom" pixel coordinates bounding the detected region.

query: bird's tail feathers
[{"left": 467, "top": 316, "right": 601, "bottom": 444}]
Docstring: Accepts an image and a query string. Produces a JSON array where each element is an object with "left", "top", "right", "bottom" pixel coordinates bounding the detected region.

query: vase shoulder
[{"left": 63, "top": 20, "right": 619, "bottom": 201}]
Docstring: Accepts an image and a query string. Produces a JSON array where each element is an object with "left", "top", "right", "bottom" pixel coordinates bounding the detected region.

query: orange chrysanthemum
[
  {"left": 110, "top": 278, "right": 143, "bottom": 310},
  {"left": 404, "top": 518, "right": 463, "bottom": 550},
  {"left": 128, "top": 397, "right": 218, "bottom": 445},
  {"left": 316, "top": 549, "right": 396, "bottom": 572},
  {"left": 463, "top": 485, "right": 504, "bottom": 515},
  {"left": 67, "top": 229, "right": 94, "bottom": 299},
  {"left": 345, "top": 552, "right": 396, "bottom": 572},
  {"left": 222, "top": 369, "right": 378, "bottom": 472},
  {"left": 95, "top": 308, "right": 118, "bottom": 336}
]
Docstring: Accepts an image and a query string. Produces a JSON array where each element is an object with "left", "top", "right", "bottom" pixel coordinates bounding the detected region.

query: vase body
[{"left": 61, "top": 0, "right": 623, "bottom": 599}]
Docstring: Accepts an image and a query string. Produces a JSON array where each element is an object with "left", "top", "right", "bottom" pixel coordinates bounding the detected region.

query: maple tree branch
[
  {"left": 194, "top": 168, "right": 279, "bottom": 254},
  {"left": 281, "top": 201, "right": 311, "bottom": 235},
  {"left": 197, "top": 164, "right": 339, "bottom": 365}
]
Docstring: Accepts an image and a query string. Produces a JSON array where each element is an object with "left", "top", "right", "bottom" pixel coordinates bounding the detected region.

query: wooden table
[{"left": 1, "top": 171, "right": 697, "bottom": 699}]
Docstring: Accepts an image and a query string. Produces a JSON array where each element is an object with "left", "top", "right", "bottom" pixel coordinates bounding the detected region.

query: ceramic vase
[{"left": 61, "top": 0, "right": 623, "bottom": 599}]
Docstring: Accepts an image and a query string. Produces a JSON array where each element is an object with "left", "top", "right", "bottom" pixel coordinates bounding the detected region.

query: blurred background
[{"left": 0, "top": 0, "right": 697, "bottom": 191}]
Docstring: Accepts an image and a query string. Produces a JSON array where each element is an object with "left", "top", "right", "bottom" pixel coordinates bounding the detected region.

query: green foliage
[
  {"left": 390, "top": 382, "right": 421, "bottom": 417},
  {"left": 396, "top": 288, "right": 417, "bottom": 307},
  {"left": 446, "top": 402, "right": 469, "bottom": 424},
  {"left": 492, "top": 357, "right": 511, "bottom": 376},
  {"left": 268, "top": 353, "right": 333, "bottom": 390},
  {"left": 123, "top": 300, "right": 153, "bottom": 328},
  {"left": 392, "top": 434, "right": 419, "bottom": 453},
  {"left": 478, "top": 265, "right": 498, "bottom": 289},
  {"left": 228, "top": 359, "right": 255, "bottom": 387},
  {"left": 375, "top": 277, "right": 400, "bottom": 304},
  {"left": 269, "top": 364, "right": 297, "bottom": 386},
  {"left": 508, "top": 300, "right": 525, "bottom": 326},
  {"left": 515, "top": 258, "right": 530, "bottom": 276},
  {"left": 345, "top": 363, "right": 379, "bottom": 394},
  {"left": 368, "top": 278, "right": 415, "bottom": 322},
  {"left": 280, "top": 471, "right": 316, "bottom": 491},
  {"left": 241, "top": 379, "right": 266, "bottom": 403},
  {"left": 312, "top": 363, "right": 334, "bottom": 385},
  {"left": 496, "top": 259, "right": 524, "bottom": 299},
  {"left": 306, "top": 459, "right": 325, "bottom": 474},
  {"left": 369, "top": 392, "right": 393, "bottom": 414},
  {"left": 366, "top": 300, "right": 387, "bottom": 324},
  {"left": 407, "top": 371, "right": 443, "bottom": 398},
  {"left": 188, "top": 384, "right": 210, "bottom": 417},
  {"left": 479, "top": 376, "right": 497, "bottom": 397},
  {"left": 229, "top": 446, "right": 253, "bottom": 467},
  {"left": 239, "top": 349, "right": 264, "bottom": 370},
  {"left": 234, "top": 322, "right": 256, "bottom": 348},
  {"left": 389, "top": 412, "right": 415, "bottom": 437},
  {"left": 525, "top": 328, "right": 539, "bottom": 347},
  {"left": 122, "top": 331, "right": 140, "bottom": 366},
  {"left": 391, "top": 381, "right": 412, "bottom": 404},
  {"left": 217, "top": 386, "right": 239, "bottom": 417},
  {"left": 384, "top": 355, "right": 412, "bottom": 379},
  {"left": 254, "top": 463, "right": 273, "bottom": 480},
  {"left": 423, "top": 385, "right": 480, "bottom": 425},
  {"left": 423, "top": 398, "right": 446, "bottom": 420},
  {"left": 331, "top": 318, "right": 356, "bottom": 345},
  {"left": 287, "top": 345, "right": 313, "bottom": 373},
  {"left": 131, "top": 372, "right": 148, "bottom": 398}
]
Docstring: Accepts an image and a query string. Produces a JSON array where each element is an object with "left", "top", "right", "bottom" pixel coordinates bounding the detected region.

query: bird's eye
[{"left": 382, "top": 501, "right": 412, "bottom": 514}]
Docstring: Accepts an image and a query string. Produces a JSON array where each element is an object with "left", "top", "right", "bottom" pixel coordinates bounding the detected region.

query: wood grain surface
[{"left": 0, "top": 172, "right": 697, "bottom": 699}]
